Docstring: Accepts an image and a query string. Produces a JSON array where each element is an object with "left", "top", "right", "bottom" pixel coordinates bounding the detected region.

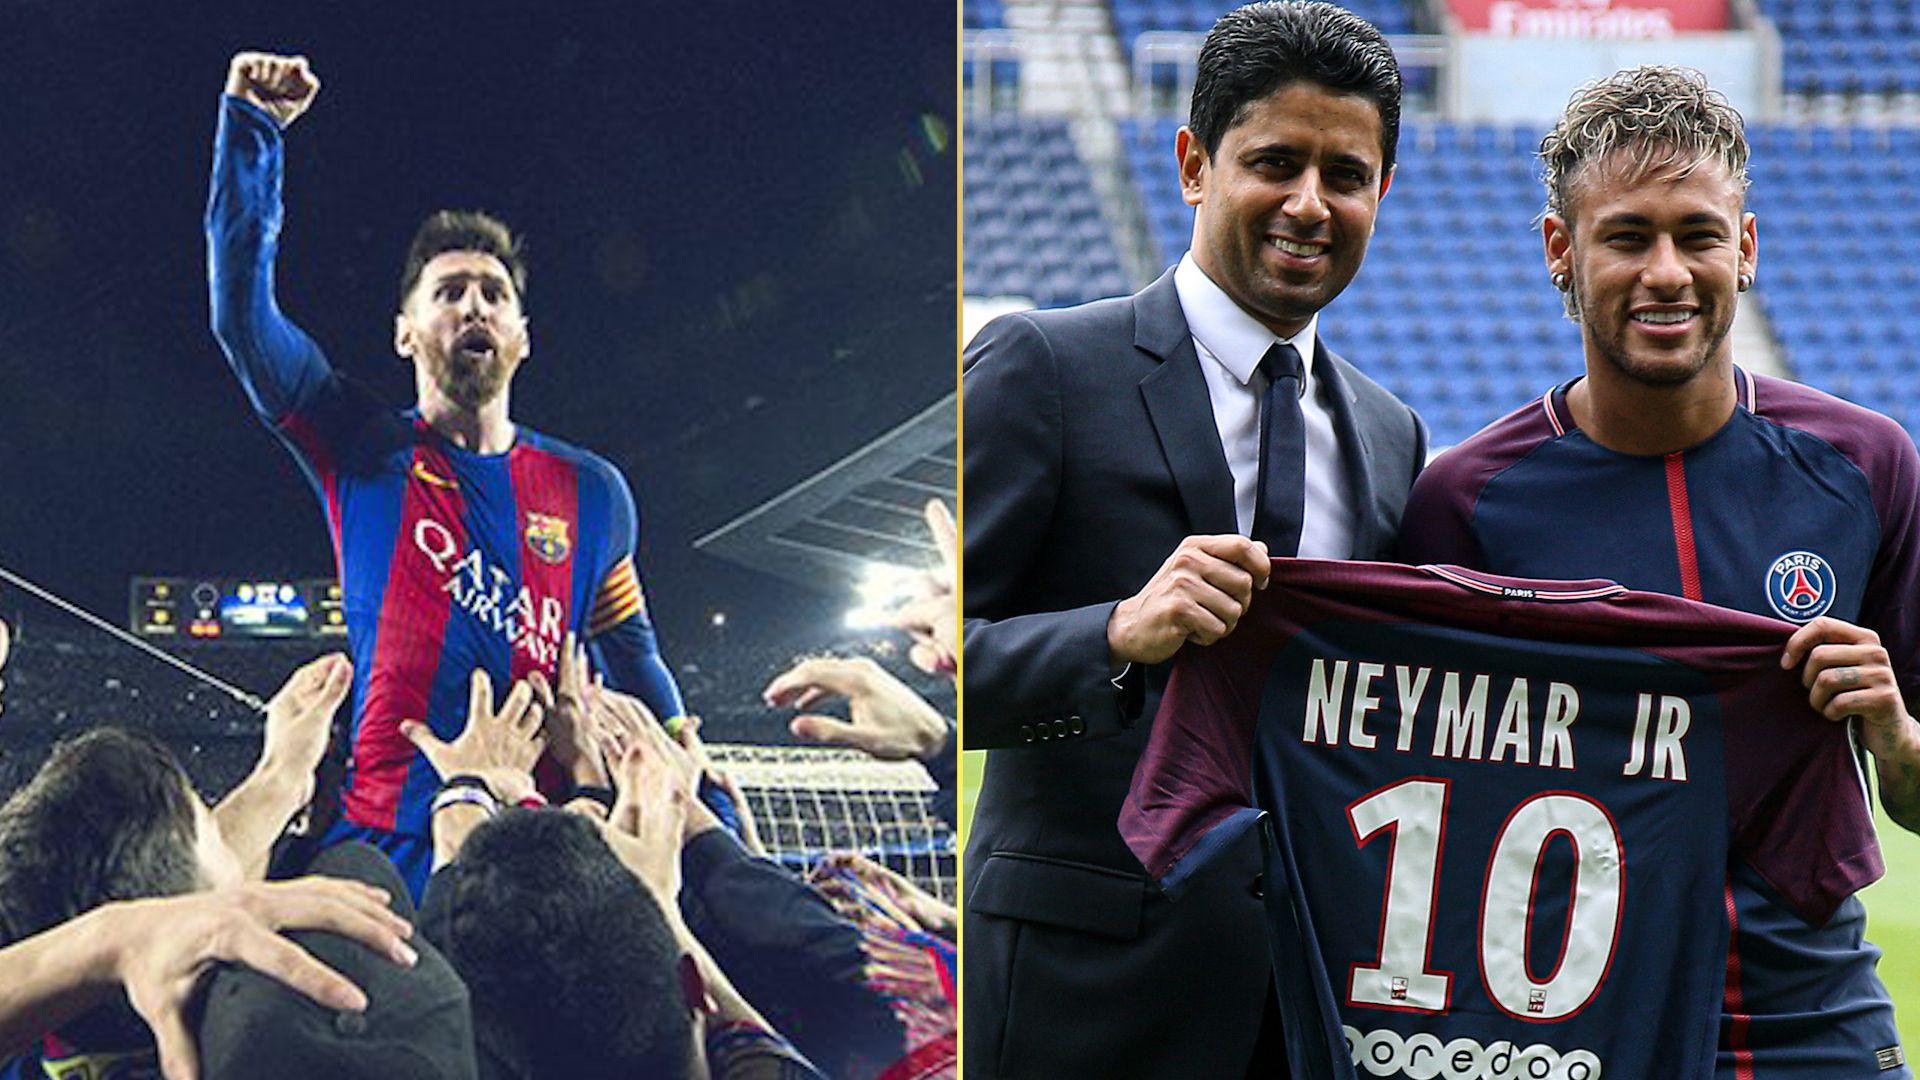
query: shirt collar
[{"left": 1174, "top": 252, "right": 1318, "bottom": 387}]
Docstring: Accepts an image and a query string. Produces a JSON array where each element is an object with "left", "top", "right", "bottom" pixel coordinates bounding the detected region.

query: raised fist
[{"left": 225, "top": 52, "right": 320, "bottom": 128}]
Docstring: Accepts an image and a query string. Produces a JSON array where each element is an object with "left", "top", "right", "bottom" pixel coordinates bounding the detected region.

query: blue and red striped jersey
[
  {"left": 207, "top": 95, "right": 685, "bottom": 837},
  {"left": 1398, "top": 369, "right": 1917, "bottom": 1077},
  {"left": 1123, "top": 560, "right": 1882, "bottom": 1080}
]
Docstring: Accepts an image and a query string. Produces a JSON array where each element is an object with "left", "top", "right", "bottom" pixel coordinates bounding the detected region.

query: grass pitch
[{"left": 1865, "top": 804, "right": 1919, "bottom": 1039}]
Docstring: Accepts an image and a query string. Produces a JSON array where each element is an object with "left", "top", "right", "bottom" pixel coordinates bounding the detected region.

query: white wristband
[{"left": 432, "top": 784, "right": 499, "bottom": 818}]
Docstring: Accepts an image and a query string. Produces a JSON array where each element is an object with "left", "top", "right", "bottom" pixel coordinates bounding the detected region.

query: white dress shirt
[{"left": 1173, "top": 253, "right": 1357, "bottom": 559}]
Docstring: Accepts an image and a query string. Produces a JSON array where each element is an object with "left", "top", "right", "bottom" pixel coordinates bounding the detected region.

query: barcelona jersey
[{"left": 206, "top": 95, "right": 684, "bottom": 838}]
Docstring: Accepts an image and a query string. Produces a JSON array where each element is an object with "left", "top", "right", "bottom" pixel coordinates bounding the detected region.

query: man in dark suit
[{"left": 962, "top": 4, "right": 1427, "bottom": 1075}]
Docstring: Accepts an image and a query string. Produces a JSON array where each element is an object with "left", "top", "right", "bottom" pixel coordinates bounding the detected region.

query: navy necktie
[{"left": 1252, "top": 341, "right": 1306, "bottom": 555}]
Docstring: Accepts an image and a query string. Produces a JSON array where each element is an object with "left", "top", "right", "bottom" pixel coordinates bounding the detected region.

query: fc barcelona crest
[{"left": 525, "top": 513, "right": 571, "bottom": 565}]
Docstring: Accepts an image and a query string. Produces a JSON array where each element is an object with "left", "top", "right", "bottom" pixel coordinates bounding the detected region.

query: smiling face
[
  {"left": 1180, "top": 80, "right": 1391, "bottom": 338},
  {"left": 395, "top": 250, "right": 531, "bottom": 412},
  {"left": 1546, "top": 150, "right": 1756, "bottom": 388}
]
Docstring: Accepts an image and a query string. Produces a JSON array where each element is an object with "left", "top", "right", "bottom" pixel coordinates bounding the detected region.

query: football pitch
[
  {"left": 1867, "top": 809, "right": 1920, "bottom": 1037},
  {"left": 960, "top": 750, "right": 1919, "bottom": 1036}
]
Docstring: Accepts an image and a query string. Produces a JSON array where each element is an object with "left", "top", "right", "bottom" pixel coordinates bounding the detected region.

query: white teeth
[
  {"left": 1633, "top": 311, "right": 1694, "bottom": 324},
  {"left": 1271, "top": 238, "right": 1326, "bottom": 257}
]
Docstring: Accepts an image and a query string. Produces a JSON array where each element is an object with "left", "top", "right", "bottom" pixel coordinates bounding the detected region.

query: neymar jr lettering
[{"left": 1303, "top": 657, "right": 1694, "bottom": 780}]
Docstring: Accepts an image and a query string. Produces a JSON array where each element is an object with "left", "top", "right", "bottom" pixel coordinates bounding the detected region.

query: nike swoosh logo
[{"left": 412, "top": 461, "right": 459, "bottom": 490}]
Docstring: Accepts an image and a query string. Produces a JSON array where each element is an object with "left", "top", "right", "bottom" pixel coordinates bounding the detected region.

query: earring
[
  {"left": 1737, "top": 273, "right": 1753, "bottom": 292},
  {"left": 1551, "top": 272, "right": 1570, "bottom": 291}
]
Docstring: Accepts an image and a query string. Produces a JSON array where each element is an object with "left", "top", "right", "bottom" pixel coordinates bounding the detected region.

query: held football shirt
[
  {"left": 1122, "top": 559, "right": 1882, "bottom": 1080},
  {"left": 1398, "top": 371, "right": 1916, "bottom": 1077}
]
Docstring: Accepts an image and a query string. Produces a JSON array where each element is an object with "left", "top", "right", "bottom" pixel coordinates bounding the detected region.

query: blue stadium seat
[
  {"left": 964, "top": 0, "right": 1004, "bottom": 28},
  {"left": 1761, "top": 0, "right": 1920, "bottom": 95},
  {"left": 1108, "top": 0, "right": 1421, "bottom": 59},
  {"left": 967, "top": 117, "right": 1135, "bottom": 307}
]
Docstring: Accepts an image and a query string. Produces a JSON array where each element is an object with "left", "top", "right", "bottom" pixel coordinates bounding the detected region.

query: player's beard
[
  {"left": 424, "top": 335, "right": 521, "bottom": 411},
  {"left": 1580, "top": 284, "right": 1733, "bottom": 390}
]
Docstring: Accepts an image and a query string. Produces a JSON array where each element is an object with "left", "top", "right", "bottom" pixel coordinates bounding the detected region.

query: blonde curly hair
[{"left": 1539, "top": 66, "right": 1750, "bottom": 317}]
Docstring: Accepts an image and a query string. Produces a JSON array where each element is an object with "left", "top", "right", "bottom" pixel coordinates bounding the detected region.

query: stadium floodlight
[{"left": 843, "top": 560, "right": 925, "bottom": 630}]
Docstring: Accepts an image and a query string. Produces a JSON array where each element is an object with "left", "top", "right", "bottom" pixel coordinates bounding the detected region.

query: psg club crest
[
  {"left": 525, "top": 513, "right": 571, "bottom": 565},
  {"left": 1765, "top": 551, "right": 1836, "bottom": 623}
]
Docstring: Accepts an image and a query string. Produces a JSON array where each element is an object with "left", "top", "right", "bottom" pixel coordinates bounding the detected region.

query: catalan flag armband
[{"left": 589, "top": 555, "right": 647, "bottom": 636}]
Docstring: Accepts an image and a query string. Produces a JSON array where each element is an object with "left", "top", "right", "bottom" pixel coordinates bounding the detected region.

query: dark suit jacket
[{"left": 962, "top": 269, "right": 1426, "bottom": 1078}]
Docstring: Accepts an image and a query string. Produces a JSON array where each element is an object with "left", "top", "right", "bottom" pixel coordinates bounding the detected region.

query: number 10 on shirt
[{"left": 1347, "top": 778, "right": 1626, "bottom": 1022}]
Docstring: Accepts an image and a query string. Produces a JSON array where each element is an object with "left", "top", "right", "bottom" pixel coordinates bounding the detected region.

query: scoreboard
[{"left": 130, "top": 577, "right": 346, "bottom": 640}]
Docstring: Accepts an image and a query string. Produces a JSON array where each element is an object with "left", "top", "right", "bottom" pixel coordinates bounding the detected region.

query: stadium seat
[
  {"left": 1108, "top": 0, "right": 1420, "bottom": 60},
  {"left": 965, "top": 0, "right": 1005, "bottom": 29},
  {"left": 1759, "top": 0, "right": 1920, "bottom": 97},
  {"left": 965, "top": 117, "right": 1134, "bottom": 308}
]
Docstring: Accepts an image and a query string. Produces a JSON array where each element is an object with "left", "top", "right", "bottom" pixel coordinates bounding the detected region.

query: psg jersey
[
  {"left": 207, "top": 95, "right": 685, "bottom": 837},
  {"left": 1122, "top": 560, "right": 1882, "bottom": 1080},
  {"left": 1399, "top": 370, "right": 1917, "bottom": 1077}
]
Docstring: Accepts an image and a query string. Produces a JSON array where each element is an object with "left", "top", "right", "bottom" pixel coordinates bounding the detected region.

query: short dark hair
[
  {"left": 399, "top": 210, "right": 528, "bottom": 308},
  {"left": 0, "top": 727, "right": 200, "bottom": 944},
  {"left": 1189, "top": 1, "right": 1403, "bottom": 174},
  {"left": 0, "top": 728, "right": 203, "bottom": 1051},
  {"left": 431, "top": 810, "right": 695, "bottom": 1078}
]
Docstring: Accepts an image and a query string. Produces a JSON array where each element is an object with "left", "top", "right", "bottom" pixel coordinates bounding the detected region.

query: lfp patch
[{"left": 1765, "top": 550, "right": 1836, "bottom": 622}]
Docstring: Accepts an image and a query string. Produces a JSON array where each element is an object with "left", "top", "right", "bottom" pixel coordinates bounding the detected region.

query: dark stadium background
[{"left": 0, "top": 1, "right": 957, "bottom": 790}]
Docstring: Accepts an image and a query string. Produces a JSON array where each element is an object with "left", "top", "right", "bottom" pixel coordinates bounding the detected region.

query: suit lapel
[
  {"left": 1134, "top": 270, "right": 1237, "bottom": 536},
  {"left": 1314, "top": 342, "right": 1388, "bottom": 557}
]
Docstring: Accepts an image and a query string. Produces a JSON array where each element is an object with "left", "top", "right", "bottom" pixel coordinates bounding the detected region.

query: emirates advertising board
[{"left": 1448, "top": 0, "right": 1730, "bottom": 37}]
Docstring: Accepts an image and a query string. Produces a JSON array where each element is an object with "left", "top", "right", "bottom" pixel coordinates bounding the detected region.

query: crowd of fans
[{"left": 0, "top": 503, "right": 958, "bottom": 1079}]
